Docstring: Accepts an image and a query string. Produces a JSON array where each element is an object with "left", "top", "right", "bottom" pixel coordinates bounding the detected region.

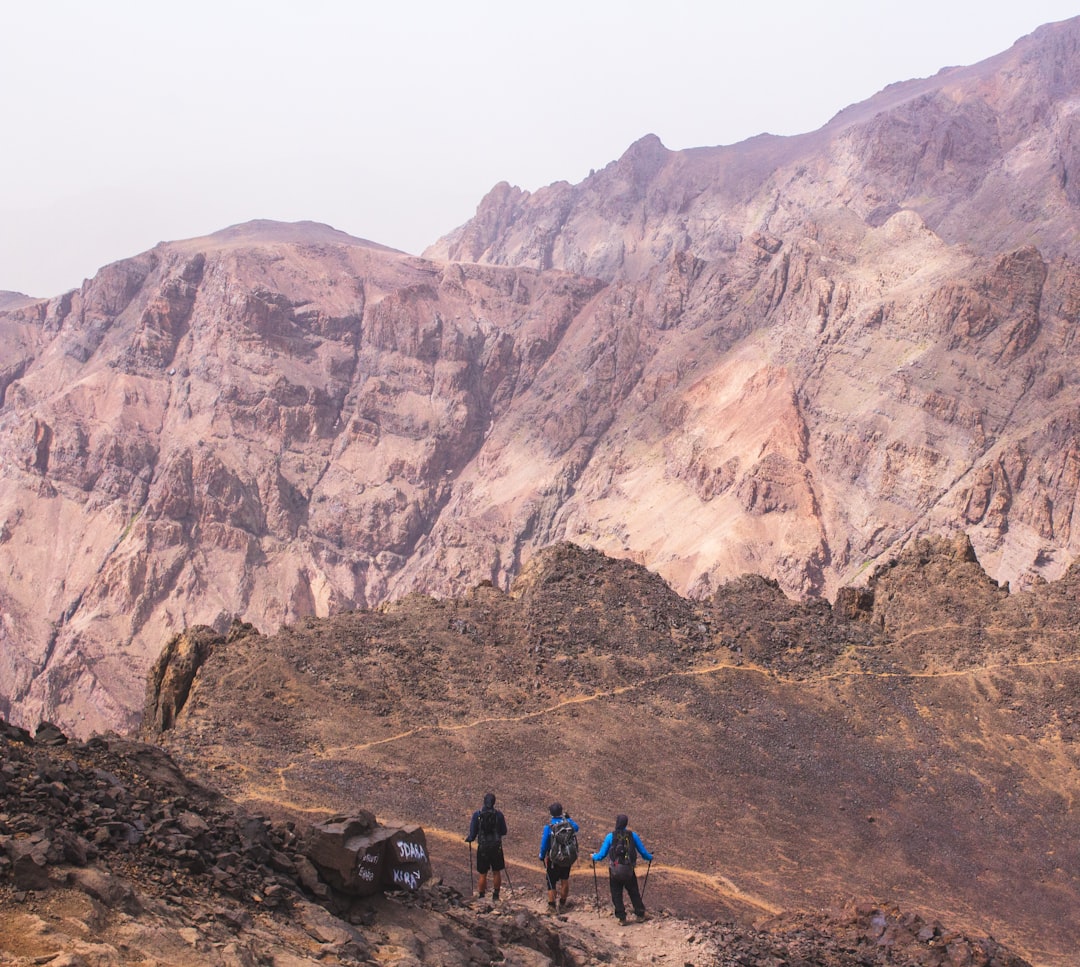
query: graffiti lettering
[
  {"left": 392, "top": 868, "right": 421, "bottom": 890},
  {"left": 361, "top": 853, "right": 380, "bottom": 865},
  {"left": 355, "top": 867, "right": 375, "bottom": 882},
  {"left": 395, "top": 841, "right": 427, "bottom": 863}
]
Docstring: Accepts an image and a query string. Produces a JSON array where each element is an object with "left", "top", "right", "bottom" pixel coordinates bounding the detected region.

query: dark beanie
[
  {"left": 615, "top": 814, "right": 628, "bottom": 830},
  {"left": 483, "top": 792, "right": 496, "bottom": 808},
  {"left": 549, "top": 802, "right": 563, "bottom": 817}
]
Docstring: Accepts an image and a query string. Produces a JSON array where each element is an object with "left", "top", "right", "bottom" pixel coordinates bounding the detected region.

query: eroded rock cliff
[{"left": 3, "top": 21, "right": 1080, "bottom": 735}]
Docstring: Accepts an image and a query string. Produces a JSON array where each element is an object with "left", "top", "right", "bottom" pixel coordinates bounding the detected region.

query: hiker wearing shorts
[
  {"left": 539, "top": 801, "right": 579, "bottom": 911},
  {"left": 591, "top": 813, "right": 653, "bottom": 924},
  {"left": 465, "top": 792, "right": 507, "bottom": 900}
]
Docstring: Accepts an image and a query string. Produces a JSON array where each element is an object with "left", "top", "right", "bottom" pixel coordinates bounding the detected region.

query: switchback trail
[
  {"left": 311, "top": 641, "right": 1080, "bottom": 759},
  {"left": 228, "top": 636, "right": 1080, "bottom": 867}
]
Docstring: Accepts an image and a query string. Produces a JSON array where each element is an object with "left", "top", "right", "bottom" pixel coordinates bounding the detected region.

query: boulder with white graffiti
[
  {"left": 304, "top": 814, "right": 432, "bottom": 896},
  {"left": 385, "top": 826, "right": 433, "bottom": 893}
]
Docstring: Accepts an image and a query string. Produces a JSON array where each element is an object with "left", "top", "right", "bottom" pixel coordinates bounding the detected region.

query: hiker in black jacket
[
  {"left": 591, "top": 813, "right": 653, "bottom": 923},
  {"left": 465, "top": 792, "right": 507, "bottom": 899}
]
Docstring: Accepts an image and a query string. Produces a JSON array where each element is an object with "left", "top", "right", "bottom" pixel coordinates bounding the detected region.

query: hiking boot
[
  {"left": 491, "top": 889, "right": 500, "bottom": 901},
  {"left": 635, "top": 912, "right": 647, "bottom": 922},
  {"left": 547, "top": 901, "right": 557, "bottom": 912},
  {"left": 616, "top": 915, "right": 627, "bottom": 925},
  {"left": 558, "top": 898, "right": 566, "bottom": 911},
  {"left": 477, "top": 891, "right": 485, "bottom": 899}
]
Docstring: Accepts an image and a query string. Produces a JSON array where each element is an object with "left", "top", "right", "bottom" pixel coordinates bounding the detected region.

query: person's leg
[
  {"left": 608, "top": 875, "right": 626, "bottom": 921},
  {"left": 490, "top": 846, "right": 504, "bottom": 899},
  {"left": 558, "top": 867, "right": 570, "bottom": 907},
  {"left": 476, "top": 849, "right": 490, "bottom": 896},
  {"left": 626, "top": 873, "right": 645, "bottom": 918}
]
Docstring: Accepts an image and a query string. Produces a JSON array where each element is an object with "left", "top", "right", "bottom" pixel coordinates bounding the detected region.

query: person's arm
[
  {"left": 568, "top": 817, "right": 580, "bottom": 831},
  {"left": 591, "top": 832, "right": 613, "bottom": 862},
  {"left": 632, "top": 831, "right": 653, "bottom": 862},
  {"left": 498, "top": 811, "right": 508, "bottom": 837},
  {"left": 465, "top": 811, "right": 478, "bottom": 842},
  {"left": 539, "top": 823, "right": 550, "bottom": 860}
]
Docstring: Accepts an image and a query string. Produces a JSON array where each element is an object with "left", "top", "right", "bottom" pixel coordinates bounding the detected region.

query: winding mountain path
[{"left": 281, "top": 640, "right": 1080, "bottom": 761}]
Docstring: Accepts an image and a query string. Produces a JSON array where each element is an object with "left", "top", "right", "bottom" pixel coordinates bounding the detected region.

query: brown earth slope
[
  {"left": 149, "top": 537, "right": 1080, "bottom": 967},
  {"left": 0, "top": 718, "right": 1031, "bottom": 967}
]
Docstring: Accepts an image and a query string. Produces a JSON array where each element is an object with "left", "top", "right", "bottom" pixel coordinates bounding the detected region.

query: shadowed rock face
[{"left": 4, "top": 21, "right": 1080, "bottom": 738}]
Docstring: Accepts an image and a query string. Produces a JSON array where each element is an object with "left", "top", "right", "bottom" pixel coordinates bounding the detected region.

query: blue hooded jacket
[
  {"left": 592, "top": 815, "right": 652, "bottom": 864},
  {"left": 539, "top": 812, "right": 579, "bottom": 861}
]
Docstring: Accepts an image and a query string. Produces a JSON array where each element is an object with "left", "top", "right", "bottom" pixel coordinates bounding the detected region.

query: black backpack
[
  {"left": 548, "top": 818, "right": 578, "bottom": 866},
  {"left": 609, "top": 829, "right": 636, "bottom": 882},
  {"left": 477, "top": 807, "right": 501, "bottom": 847}
]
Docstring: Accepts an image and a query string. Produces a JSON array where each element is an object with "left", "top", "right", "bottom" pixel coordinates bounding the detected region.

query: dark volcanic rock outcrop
[
  {"left": 150, "top": 538, "right": 1078, "bottom": 967},
  {"left": 303, "top": 814, "right": 432, "bottom": 896},
  {"left": 706, "top": 903, "right": 1032, "bottom": 967}
]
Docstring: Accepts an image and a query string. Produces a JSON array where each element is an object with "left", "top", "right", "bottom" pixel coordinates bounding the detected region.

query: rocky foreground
[{"left": 0, "top": 720, "right": 1032, "bottom": 966}]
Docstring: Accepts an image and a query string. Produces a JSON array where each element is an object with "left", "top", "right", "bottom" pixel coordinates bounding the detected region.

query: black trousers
[{"left": 608, "top": 872, "right": 644, "bottom": 919}]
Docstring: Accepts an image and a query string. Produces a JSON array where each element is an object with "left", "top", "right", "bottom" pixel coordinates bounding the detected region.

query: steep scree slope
[{"left": 0, "top": 718, "right": 1033, "bottom": 966}]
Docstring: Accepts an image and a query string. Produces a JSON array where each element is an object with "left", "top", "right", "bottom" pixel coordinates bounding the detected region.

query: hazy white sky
[{"left": 2, "top": 1, "right": 1077, "bottom": 297}]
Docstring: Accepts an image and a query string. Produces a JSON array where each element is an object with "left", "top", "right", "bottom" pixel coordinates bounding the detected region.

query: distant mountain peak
[
  {"left": 175, "top": 219, "right": 403, "bottom": 254},
  {"left": 0, "top": 290, "right": 43, "bottom": 310}
]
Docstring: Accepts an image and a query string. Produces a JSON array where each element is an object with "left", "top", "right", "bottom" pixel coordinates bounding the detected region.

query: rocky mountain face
[
  {"left": 0, "top": 222, "right": 604, "bottom": 736},
  {"left": 420, "top": 16, "right": 1080, "bottom": 601},
  {"left": 2, "top": 18, "right": 1080, "bottom": 740},
  {"left": 131, "top": 536, "right": 1073, "bottom": 966}
]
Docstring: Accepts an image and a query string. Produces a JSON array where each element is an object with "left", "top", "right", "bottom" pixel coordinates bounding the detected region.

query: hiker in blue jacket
[
  {"left": 465, "top": 792, "right": 507, "bottom": 900},
  {"left": 538, "top": 802, "right": 579, "bottom": 911},
  {"left": 591, "top": 813, "right": 653, "bottom": 923}
]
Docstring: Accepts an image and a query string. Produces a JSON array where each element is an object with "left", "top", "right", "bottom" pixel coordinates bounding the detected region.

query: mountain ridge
[
  {"left": 1, "top": 18, "right": 1080, "bottom": 739},
  {"left": 426, "top": 16, "right": 1080, "bottom": 276}
]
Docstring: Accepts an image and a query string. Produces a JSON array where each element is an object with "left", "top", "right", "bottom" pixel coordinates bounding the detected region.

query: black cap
[
  {"left": 483, "top": 792, "right": 496, "bottom": 808},
  {"left": 549, "top": 802, "right": 563, "bottom": 817},
  {"left": 615, "top": 814, "right": 628, "bottom": 829}
]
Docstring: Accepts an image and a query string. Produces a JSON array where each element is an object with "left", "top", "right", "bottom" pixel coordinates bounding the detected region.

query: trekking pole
[
  {"left": 592, "top": 859, "right": 600, "bottom": 915},
  {"left": 503, "top": 862, "right": 514, "bottom": 895},
  {"left": 640, "top": 859, "right": 652, "bottom": 900}
]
